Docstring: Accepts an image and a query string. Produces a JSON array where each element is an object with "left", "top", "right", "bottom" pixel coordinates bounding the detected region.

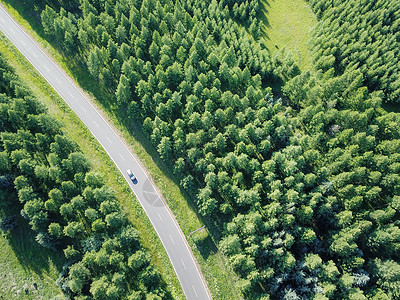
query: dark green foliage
[
  {"left": 0, "top": 174, "right": 14, "bottom": 190},
  {"left": 0, "top": 53, "right": 165, "bottom": 298},
  {"left": 0, "top": 215, "right": 18, "bottom": 232},
  {"left": 38, "top": 0, "right": 400, "bottom": 298},
  {"left": 307, "top": 0, "right": 400, "bottom": 102}
]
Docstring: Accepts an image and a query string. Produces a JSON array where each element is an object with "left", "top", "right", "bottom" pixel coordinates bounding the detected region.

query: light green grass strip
[{"left": 262, "top": 0, "right": 317, "bottom": 71}]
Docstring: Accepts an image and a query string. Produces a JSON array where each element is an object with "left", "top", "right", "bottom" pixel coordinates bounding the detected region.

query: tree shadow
[
  {"left": 190, "top": 230, "right": 218, "bottom": 261},
  {"left": 0, "top": 191, "right": 65, "bottom": 282},
  {"left": 382, "top": 102, "right": 400, "bottom": 114},
  {"left": 260, "top": 0, "right": 272, "bottom": 28},
  {"left": 7, "top": 217, "right": 66, "bottom": 276},
  {"left": 259, "top": 0, "right": 273, "bottom": 42},
  {"left": 2, "top": 0, "right": 45, "bottom": 32}
]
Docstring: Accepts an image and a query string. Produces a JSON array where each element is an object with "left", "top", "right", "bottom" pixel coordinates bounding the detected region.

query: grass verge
[
  {"left": 261, "top": 0, "right": 317, "bottom": 72},
  {"left": 0, "top": 33, "right": 184, "bottom": 299},
  {"left": 0, "top": 193, "right": 65, "bottom": 300},
  {"left": 0, "top": 1, "right": 242, "bottom": 299}
]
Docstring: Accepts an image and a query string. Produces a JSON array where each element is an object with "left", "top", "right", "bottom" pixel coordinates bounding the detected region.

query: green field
[
  {"left": 262, "top": 0, "right": 317, "bottom": 71},
  {"left": 0, "top": 1, "right": 241, "bottom": 298}
]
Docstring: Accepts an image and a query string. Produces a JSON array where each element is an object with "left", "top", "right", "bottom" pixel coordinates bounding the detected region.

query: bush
[{"left": 0, "top": 215, "right": 17, "bottom": 233}]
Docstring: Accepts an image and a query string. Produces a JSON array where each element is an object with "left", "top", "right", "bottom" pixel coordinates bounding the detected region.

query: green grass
[
  {"left": 262, "top": 0, "right": 317, "bottom": 72},
  {"left": 0, "top": 191, "right": 65, "bottom": 299},
  {"left": 0, "top": 232, "right": 63, "bottom": 300},
  {"left": 0, "top": 1, "right": 242, "bottom": 299},
  {"left": 0, "top": 32, "right": 184, "bottom": 300}
]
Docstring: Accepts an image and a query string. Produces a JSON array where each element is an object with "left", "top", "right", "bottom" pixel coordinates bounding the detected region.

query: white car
[{"left": 127, "top": 169, "right": 137, "bottom": 184}]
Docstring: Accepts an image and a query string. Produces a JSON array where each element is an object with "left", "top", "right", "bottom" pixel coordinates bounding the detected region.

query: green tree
[
  {"left": 63, "top": 221, "right": 84, "bottom": 238},
  {"left": 87, "top": 47, "right": 103, "bottom": 79},
  {"left": 68, "top": 261, "right": 91, "bottom": 293},
  {"left": 128, "top": 250, "right": 150, "bottom": 273},
  {"left": 90, "top": 276, "right": 109, "bottom": 299},
  {"left": 157, "top": 136, "right": 172, "bottom": 160},
  {"left": 373, "top": 259, "right": 400, "bottom": 298},
  {"left": 116, "top": 74, "right": 130, "bottom": 104},
  {"left": 41, "top": 6, "right": 57, "bottom": 35},
  {"left": 48, "top": 222, "right": 63, "bottom": 239}
]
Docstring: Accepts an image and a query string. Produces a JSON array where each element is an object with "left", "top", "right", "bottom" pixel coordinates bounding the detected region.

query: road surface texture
[{"left": 0, "top": 5, "right": 211, "bottom": 300}]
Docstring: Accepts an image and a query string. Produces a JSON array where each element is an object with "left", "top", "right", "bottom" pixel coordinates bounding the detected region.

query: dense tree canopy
[
  {"left": 0, "top": 53, "right": 166, "bottom": 299},
  {"left": 308, "top": 0, "right": 400, "bottom": 102},
  {"left": 37, "top": 0, "right": 400, "bottom": 298}
]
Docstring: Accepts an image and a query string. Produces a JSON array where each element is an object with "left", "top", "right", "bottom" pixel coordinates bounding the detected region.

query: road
[{"left": 0, "top": 5, "right": 211, "bottom": 300}]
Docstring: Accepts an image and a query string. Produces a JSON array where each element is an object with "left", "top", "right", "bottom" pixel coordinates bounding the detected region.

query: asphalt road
[{"left": 0, "top": 5, "right": 211, "bottom": 300}]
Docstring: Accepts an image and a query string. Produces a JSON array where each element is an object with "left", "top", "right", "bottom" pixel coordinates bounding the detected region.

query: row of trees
[
  {"left": 307, "top": 0, "right": 400, "bottom": 102},
  {"left": 0, "top": 52, "right": 167, "bottom": 299},
  {"left": 39, "top": 0, "right": 400, "bottom": 299}
]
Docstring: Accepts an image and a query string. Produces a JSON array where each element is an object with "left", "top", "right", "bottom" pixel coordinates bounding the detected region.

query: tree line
[
  {"left": 0, "top": 52, "right": 168, "bottom": 299},
  {"left": 39, "top": 0, "right": 400, "bottom": 299}
]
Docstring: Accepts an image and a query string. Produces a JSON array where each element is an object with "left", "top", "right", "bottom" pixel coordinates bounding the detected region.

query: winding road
[{"left": 0, "top": 5, "right": 211, "bottom": 300}]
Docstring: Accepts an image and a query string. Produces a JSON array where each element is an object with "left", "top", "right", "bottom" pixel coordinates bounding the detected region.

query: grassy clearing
[
  {"left": 261, "top": 0, "right": 317, "bottom": 71},
  {"left": 0, "top": 33, "right": 184, "bottom": 299},
  {"left": 0, "top": 193, "right": 64, "bottom": 300},
  {"left": 0, "top": 1, "right": 242, "bottom": 298}
]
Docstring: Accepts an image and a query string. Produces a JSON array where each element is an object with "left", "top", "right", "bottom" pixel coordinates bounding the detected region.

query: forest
[
  {"left": 0, "top": 52, "right": 167, "bottom": 299},
  {"left": 2, "top": 0, "right": 400, "bottom": 298},
  {"left": 307, "top": 0, "right": 400, "bottom": 102}
]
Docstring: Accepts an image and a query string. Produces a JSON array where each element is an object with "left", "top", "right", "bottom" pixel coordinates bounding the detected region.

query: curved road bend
[{"left": 0, "top": 5, "right": 211, "bottom": 300}]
